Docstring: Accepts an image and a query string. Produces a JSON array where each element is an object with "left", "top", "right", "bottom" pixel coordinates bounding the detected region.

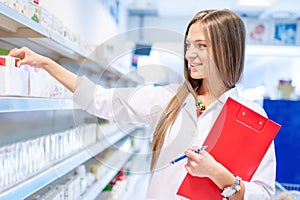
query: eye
[
  {"left": 185, "top": 43, "right": 191, "bottom": 50},
  {"left": 197, "top": 44, "right": 207, "bottom": 49}
]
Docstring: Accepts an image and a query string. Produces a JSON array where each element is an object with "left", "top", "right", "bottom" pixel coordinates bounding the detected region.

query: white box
[
  {"left": 8, "top": 0, "right": 19, "bottom": 12},
  {"left": 29, "top": 67, "right": 57, "bottom": 98},
  {"left": 18, "top": 0, "right": 27, "bottom": 16},
  {"left": 39, "top": 6, "right": 52, "bottom": 30},
  {"left": 52, "top": 15, "right": 64, "bottom": 37},
  {"left": 0, "top": 0, "right": 10, "bottom": 6},
  {"left": 28, "top": 66, "right": 44, "bottom": 97},
  {"left": 0, "top": 56, "right": 29, "bottom": 96}
]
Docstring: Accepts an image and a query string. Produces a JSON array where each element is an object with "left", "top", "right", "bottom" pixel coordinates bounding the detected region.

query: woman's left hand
[
  {"left": 184, "top": 146, "right": 219, "bottom": 178},
  {"left": 184, "top": 146, "right": 245, "bottom": 199}
]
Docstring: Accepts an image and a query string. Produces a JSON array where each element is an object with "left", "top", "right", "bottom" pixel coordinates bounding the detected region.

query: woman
[{"left": 9, "top": 9, "right": 275, "bottom": 200}]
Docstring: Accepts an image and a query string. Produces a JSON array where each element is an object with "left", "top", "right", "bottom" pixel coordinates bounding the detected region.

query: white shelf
[
  {"left": 0, "top": 3, "right": 49, "bottom": 37},
  {"left": 0, "top": 4, "right": 144, "bottom": 200},
  {"left": 80, "top": 138, "right": 133, "bottom": 200},
  {"left": 0, "top": 96, "right": 73, "bottom": 112},
  {"left": 90, "top": 135, "right": 150, "bottom": 200},
  {"left": 0, "top": 129, "right": 134, "bottom": 200},
  {"left": 80, "top": 156, "right": 131, "bottom": 200},
  {"left": 0, "top": 3, "right": 142, "bottom": 83},
  {"left": 0, "top": 4, "right": 97, "bottom": 65}
]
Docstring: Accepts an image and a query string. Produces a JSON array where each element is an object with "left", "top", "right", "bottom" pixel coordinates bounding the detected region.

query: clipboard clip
[{"left": 236, "top": 107, "right": 267, "bottom": 132}]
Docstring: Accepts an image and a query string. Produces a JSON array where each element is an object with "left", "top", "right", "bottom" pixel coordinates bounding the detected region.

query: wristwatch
[{"left": 221, "top": 176, "right": 241, "bottom": 199}]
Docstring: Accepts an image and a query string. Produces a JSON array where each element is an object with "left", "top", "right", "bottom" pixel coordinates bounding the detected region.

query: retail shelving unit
[
  {"left": 0, "top": 97, "right": 73, "bottom": 113},
  {"left": 0, "top": 3, "right": 85, "bottom": 61},
  {"left": 0, "top": 3, "right": 143, "bottom": 81},
  {"left": 80, "top": 137, "right": 135, "bottom": 200},
  {"left": 0, "top": 130, "right": 131, "bottom": 200},
  {"left": 0, "top": 3, "right": 144, "bottom": 200}
]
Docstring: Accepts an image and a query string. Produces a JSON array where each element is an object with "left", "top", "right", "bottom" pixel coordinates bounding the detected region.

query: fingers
[
  {"left": 184, "top": 148, "right": 197, "bottom": 159},
  {"left": 8, "top": 47, "right": 28, "bottom": 58},
  {"left": 189, "top": 146, "right": 199, "bottom": 151},
  {"left": 185, "top": 147, "right": 209, "bottom": 162},
  {"left": 198, "top": 150, "right": 209, "bottom": 159},
  {"left": 8, "top": 47, "right": 30, "bottom": 67},
  {"left": 184, "top": 164, "right": 194, "bottom": 176},
  {"left": 8, "top": 48, "right": 17, "bottom": 56},
  {"left": 8, "top": 48, "right": 22, "bottom": 57},
  {"left": 16, "top": 58, "right": 27, "bottom": 67}
]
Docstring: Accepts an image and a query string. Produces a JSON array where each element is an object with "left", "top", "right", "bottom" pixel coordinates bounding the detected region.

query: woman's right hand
[{"left": 8, "top": 47, "right": 51, "bottom": 69}]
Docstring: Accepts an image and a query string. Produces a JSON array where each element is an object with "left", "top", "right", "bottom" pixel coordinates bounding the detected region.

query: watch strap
[{"left": 221, "top": 176, "right": 241, "bottom": 199}]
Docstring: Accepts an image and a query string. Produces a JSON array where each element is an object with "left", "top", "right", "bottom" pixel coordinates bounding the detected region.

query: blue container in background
[{"left": 263, "top": 99, "right": 300, "bottom": 184}]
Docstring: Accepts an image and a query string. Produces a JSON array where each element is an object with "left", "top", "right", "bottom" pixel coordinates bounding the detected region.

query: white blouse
[{"left": 73, "top": 77, "right": 276, "bottom": 200}]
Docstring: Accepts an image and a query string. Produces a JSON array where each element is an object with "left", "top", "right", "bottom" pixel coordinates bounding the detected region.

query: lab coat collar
[{"left": 199, "top": 87, "right": 239, "bottom": 118}]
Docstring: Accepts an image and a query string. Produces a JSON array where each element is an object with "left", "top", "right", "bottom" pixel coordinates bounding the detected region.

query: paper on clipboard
[{"left": 177, "top": 97, "right": 281, "bottom": 200}]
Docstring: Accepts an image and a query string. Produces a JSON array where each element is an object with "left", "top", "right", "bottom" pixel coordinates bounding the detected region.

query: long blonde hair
[{"left": 150, "top": 9, "right": 245, "bottom": 170}]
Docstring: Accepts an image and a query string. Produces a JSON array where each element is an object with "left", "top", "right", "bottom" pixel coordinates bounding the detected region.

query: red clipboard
[{"left": 177, "top": 97, "right": 281, "bottom": 200}]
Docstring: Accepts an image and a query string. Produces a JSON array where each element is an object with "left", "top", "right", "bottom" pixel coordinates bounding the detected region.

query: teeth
[{"left": 190, "top": 63, "right": 199, "bottom": 67}]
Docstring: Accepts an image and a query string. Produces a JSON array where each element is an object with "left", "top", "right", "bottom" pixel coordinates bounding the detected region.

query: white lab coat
[{"left": 73, "top": 77, "right": 276, "bottom": 200}]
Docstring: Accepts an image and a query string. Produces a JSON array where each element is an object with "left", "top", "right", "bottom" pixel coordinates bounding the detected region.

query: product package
[
  {"left": 39, "top": 6, "right": 53, "bottom": 30},
  {"left": 27, "top": 0, "right": 40, "bottom": 23},
  {"left": 0, "top": 55, "right": 29, "bottom": 96}
]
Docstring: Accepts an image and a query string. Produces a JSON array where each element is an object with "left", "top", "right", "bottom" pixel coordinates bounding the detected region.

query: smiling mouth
[
  {"left": 190, "top": 62, "right": 201, "bottom": 67},
  {"left": 189, "top": 63, "right": 201, "bottom": 71}
]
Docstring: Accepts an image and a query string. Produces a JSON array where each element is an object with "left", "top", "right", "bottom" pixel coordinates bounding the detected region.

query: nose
[{"left": 185, "top": 46, "right": 197, "bottom": 61}]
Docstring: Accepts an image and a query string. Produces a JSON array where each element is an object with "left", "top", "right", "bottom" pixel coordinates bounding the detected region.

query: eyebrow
[
  {"left": 185, "top": 39, "right": 206, "bottom": 43},
  {"left": 194, "top": 39, "right": 206, "bottom": 42}
]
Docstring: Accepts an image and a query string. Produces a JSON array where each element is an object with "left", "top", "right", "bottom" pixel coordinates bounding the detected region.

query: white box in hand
[{"left": 0, "top": 56, "right": 29, "bottom": 96}]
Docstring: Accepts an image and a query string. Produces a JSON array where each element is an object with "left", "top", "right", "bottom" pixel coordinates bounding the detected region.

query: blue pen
[{"left": 170, "top": 145, "right": 208, "bottom": 164}]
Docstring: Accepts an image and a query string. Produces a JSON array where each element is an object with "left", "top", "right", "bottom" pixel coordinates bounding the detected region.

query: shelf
[
  {"left": 0, "top": 4, "right": 95, "bottom": 65},
  {"left": 80, "top": 154, "right": 132, "bottom": 200},
  {"left": 0, "top": 96, "right": 74, "bottom": 112},
  {"left": 86, "top": 135, "right": 150, "bottom": 200},
  {"left": 0, "top": 4, "right": 142, "bottom": 83},
  {"left": 0, "top": 3, "right": 144, "bottom": 200},
  {"left": 80, "top": 138, "right": 133, "bottom": 200},
  {"left": 0, "top": 3, "right": 49, "bottom": 38},
  {"left": 0, "top": 128, "right": 134, "bottom": 200}
]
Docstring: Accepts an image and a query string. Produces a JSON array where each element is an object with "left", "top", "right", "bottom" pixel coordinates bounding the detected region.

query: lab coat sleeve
[{"left": 73, "top": 76, "right": 178, "bottom": 124}]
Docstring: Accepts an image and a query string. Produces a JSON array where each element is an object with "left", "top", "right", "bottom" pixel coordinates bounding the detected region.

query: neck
[{"left": 196, "top": 79, "right": 230, "bottom": 106}]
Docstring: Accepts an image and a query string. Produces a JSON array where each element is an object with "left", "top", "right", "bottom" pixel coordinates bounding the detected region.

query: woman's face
[{"left": 185, "top": 22, "right": 213, "bottom": 80}]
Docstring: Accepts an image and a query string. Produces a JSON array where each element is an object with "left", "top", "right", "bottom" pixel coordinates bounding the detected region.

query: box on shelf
[
  {"left": 52, "top": 15, "right": 64, "bottom": 37},
  {"left": 0, "top": 0, "right": 10, "bottom": 6},
  {"left": 7, "top": 0, "right": 40, "bottom": 23},
  {"left": 29, "top": 66, "right": 68, "bottom": 98},
  {"left": 28, "top": 66, "right": 43, "bottom": 97},
  {"left": 8, "top": 0, "right": 19, "bottom": 12},
  {"left": 0, "top": 56, "right": 29, "bottom": 96},
  {"left": 27, "top": 0, "right": 40, "bottom": 23},
  {"left": 39, "top": 6, "right": 52, "bottom": 30},
  {"left": 18, "top": 0, "right": 27, "bottom": 17}
]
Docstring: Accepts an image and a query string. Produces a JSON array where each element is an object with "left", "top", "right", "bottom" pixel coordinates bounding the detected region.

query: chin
[{"left": 191, "top": 73, "right": 203, "bottom": 80}]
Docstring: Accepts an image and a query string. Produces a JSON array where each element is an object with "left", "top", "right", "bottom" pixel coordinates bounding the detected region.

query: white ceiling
[{"left": 127, "top": 0, "right": 300, "bottom": 20}]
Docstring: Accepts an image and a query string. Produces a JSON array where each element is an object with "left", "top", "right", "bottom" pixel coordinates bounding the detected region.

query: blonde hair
[{"left": 150, "top": 9, "right": 245, "bottom": 170}]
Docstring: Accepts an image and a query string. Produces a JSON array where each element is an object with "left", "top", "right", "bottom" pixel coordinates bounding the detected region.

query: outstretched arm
[{"left": 9, "top": 47, "right": 79, "bottom": 93}]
